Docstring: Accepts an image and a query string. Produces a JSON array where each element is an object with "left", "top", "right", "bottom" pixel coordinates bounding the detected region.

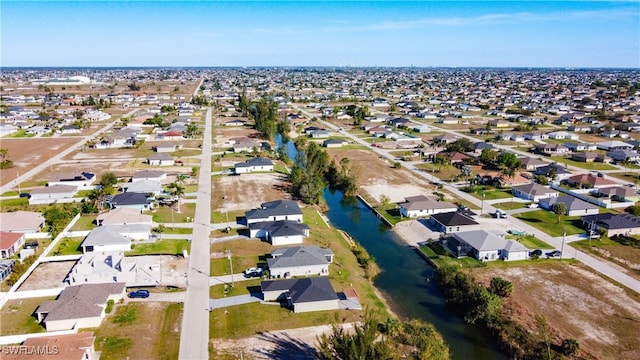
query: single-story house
[
  {"left": 511, "top": 183, "right": 558, "bottom": 202},
  {"left": 3, "top": 332, "right": 98, "bottom": 360},
  {"left": 534, "top": 143, "right": 570, "bottom": 156},
  {"left": 0, "top": 259, "right": 15, "bottom": 281},
  {"left": 153, "top": 143, "right": 183, "bottom": 153},
  {"left": 29, "top": 185, "right": 78, "bottom": 205},
  {"left": 131, "top": 170, "right": 167, "bottom": 182},
  {"left": 581, "top": 213, "right": 640, "bottom": 237},
  {"left": 429, "top": 211, "right": 481, "bottom": 234},
  {"left": 224, "top": 119, "right": 246, "bottom": 127},
  {"left": 248, "top": 220, "right": 309, "bottom": 246},
  {"left": 323, "top": 139, "right": 348, "bottom": 148},
  {"left": 441, "top": 230, "right": 529, "bottom": 262},
  {"left": 596, "top": 187, "right": 640, "bottom": 202},
  {"left": 546, "top": 131, "right": 579, "bottom": 140},
  {"left": 245, "top": 200, "right": 303, "bottom": 225},
  {"left": 566, "top": 173, "right": 617, "bottom": 189},
  {"left": 108, "top": 192, "right": 153, "bottom": 211},
  {"left": 0, "top": 211, "right": 45, "bottom": 233},
  {"left": 607, "top": 149, "right": 640, "bottom": 162},
  {"left": 65, "top": 250, "right": 140, "bottom": 286},
  {"left": 0, "top": 231, "right": 26, "bottom": 259},
  {"left": 35, "top": 283, "right": 126, "bottom": 331},
  {"left": 565, "top": 142, "right": 597, "bottom": 152},
  {"left": 309, "top": 129, "right": 332, "bottom": 139},
  {"left": 81, "top": 224, "right": 149, "bottom": 253},
  {"left": 473, "top": 142, "right": 494, "bottom": 155},
  {"left": 146, "top": 154, "right": 175, "bottom": 166},
  {"left": 95, "top": 207, "right": 153, "bottom": 226},
  {"left": 432, "top": 133, "right": 458, "bottom": 144},
  {"left": 519, "top": 157, "right": 548, "bottom": 171},
  {"left": 398, "top": 195, "right": 458, "bottom": 218},
  {"left": 534, "top": 163, "right": 572, "bottom": 180},
  {"left": 571, "top": 152, "right": 610, "bottom": 163},
  {"left": 267, "top": 246, "right": 334, "bottom": 278},
  {"left": 122, "top": 179, "right": 163, "bottom": 196},
  {"left": 260, "top": 277, "right": 340, "bottom": 313},
  {"left": 596, "top": 140, "right": 633, "bottom": 151},
  {"left": 538, "top": 196, "right": 600, "bottom": 216},
  {"left": 234, "top": 157, "right": 274, "bottom": 174},
  {"left": 48, "top": 172, "right": 95, "bottom": 187}
]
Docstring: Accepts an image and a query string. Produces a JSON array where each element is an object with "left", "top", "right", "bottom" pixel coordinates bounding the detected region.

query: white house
[
  {"left": 81, "top": 224, "right": 150, "bottom": 253},
  {"left": 29, "top": 185, "right": 78, "bottom": 205},
  {"left": 131, "top": 170, "right": 167, "bottom": 183},
  {"left": 511, "top": 183, "right": 559, "bottom": 202},
  {"left": 146, "top": 154, "right": 175, "bottom": 166},
  {"left": 442, "top": 230, "right": 529, "bottom": 262},
  {"left": 234, "top": 157, "right": 274, "bottom": 174},
  {"left": 35, "top": 283, "right": 125, "bottom": 331},
  {"left": 48, "top": 172, "right": 95, "bottom": 188},
  {"left": 245, "top": 200, "right": 303, "bottom": 224},
  {"left": 398, "top": 195, "right": 457, "bottom": 218},
  {"left": 267, "top": 246, "right": 334, "bottom": 278},
  {"left": 538, "top": 196, "right": 600, "bottom": 216}
]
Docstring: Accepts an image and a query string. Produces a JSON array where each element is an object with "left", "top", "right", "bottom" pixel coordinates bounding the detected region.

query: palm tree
[{"left": 167, "top": 182, "right": 185, "bottom": 213}]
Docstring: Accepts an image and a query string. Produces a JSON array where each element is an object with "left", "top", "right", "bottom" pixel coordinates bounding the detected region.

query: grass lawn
[
  {"left": 492, "top": 201, "right": 529, "bottom": 211},
  {"left": 374, "top": 205, "right": 404, "bottom": 226},
  {"left": 95, "top": 302, "right": 183, "bottom": 360},
  {"left": 606, "top": 172, "right": 640, "bottom": 184},
  {"left": 418, "top": 243, "right": 486, "bottom": 269},
  {"left": 274, "top": 163, "right": 290, "bottom": 174},
  {"left": 49, "top": 237, "right": 84, "bottom": 255},
  {"left": 210, "top": 303, "right": 362, "bottom": 339},
  {"left": 0, "top": 197, "right": 28, "bottom": 207},
  {"left": 414, "top": 163, "right": 461, "bottom": 182},
  {"left": 150, "top": 203, "right": 195, "bottom": 223},
  {"left": 127, "top": 240, "right": 190, "bottom": 256},
  {"left": 549, "top": 157, "right": 617, "bottom": 171},
  {"left": 505, "top": 234, "right": 554, "bottom": 249},
  {"left": 74, "top": 189, "right": 92, "bottom": 198},
  {"left": 210, "top": 240, "right": 273, "bottom": 276},
  {"left": 467, "top": 186, "right": 513, "bottom": 201},
  {"left": 210, "top": 278, "right": 263, "bottom": 298},
  {"left": 514, "top": 210, "right": 585, "bottom": 237},
  {"left": 159, "top": 227, "right": 193, "bottom": 235},
  {"left": 211, "top": 210, "right": 244, "bottom": 224},
  {"left": 0, "top": 297, "right": 51, "bottom": 335},
  {"left": 70, "top": 215, "right": 97, "bottom": 231},
  {"left": 1, "top": 191, "right": 19, "bottom": 196}
]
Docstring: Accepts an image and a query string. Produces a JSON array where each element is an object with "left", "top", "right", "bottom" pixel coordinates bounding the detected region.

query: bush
[
  {"left": 489, "top": 277, "right": 513, "bottom": 298},
  {"left": 625, "top": 205, "right": 640, "bottom": 216},
  {"left": 105, "top": 299, "right": 114, "bottom": 314},
  {"left": 393, "top": 161, "right": 402, "bottom": 169},
  {"left": 113, "top": 306, "right": 137, "bottom": 325}
]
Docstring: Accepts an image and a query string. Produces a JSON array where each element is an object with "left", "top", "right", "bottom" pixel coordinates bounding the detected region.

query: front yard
[
  {"left": 514, "top": 210, "right": 585, "bottom": 237},
  {"left": 549, "top": 156, "right": 617, "bottom": 171},
  {"left": 127, "top": 239, "right": 190, "bottom": 256},
  {"left": 570, "top": 237, "right": 640, "bottom": 280}
]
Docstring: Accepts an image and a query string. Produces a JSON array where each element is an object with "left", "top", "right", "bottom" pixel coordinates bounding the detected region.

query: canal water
[{"left": 275, "top": 133, "right": 504, "bottom": 359}]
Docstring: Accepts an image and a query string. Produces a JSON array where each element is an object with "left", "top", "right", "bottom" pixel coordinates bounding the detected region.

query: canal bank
[{"left": 323, "top": 189, "right": 505, "bottom": 360}]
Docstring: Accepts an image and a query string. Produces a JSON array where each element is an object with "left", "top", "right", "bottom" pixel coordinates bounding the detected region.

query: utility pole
[
  {"left": 561, "top": 229, "right": 566, "bottom": 259},
  {"left": 481, "top": 191, "right": 485, "bottom": 215},
  {"left": 227, "top": 249, "right": 234, "bottom": 287}
]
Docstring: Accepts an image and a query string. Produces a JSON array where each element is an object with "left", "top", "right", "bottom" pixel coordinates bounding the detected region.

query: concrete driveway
[{"left": 209, "top": 293, "right": 263, "bottom": 310}]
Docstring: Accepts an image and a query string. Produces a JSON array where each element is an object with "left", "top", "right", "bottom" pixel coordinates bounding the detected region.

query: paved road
[
  {"left": 293, "top": 105, "right": 640, "bottom": 294},
  {"left": 178, "top": 106, "right": 213, "bottom": 360},
  {"left": 0, "top": 108, "right": 140, "bottom": 195}
]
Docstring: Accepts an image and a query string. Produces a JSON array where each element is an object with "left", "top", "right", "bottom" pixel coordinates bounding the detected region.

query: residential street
[
  {"left": 292, "top": 105, "right": 640, "bottom": 294},
  {"left": 178, "top": 107, "right": 213, "bottom": 360}
]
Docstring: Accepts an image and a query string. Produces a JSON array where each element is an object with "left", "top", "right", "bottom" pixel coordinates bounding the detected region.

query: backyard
[
  {"left": 0, "top": 297, "right": 51, "bottom": 335},
  {"left": 549, "top": 156, "right": 617, "bottom": 171}
]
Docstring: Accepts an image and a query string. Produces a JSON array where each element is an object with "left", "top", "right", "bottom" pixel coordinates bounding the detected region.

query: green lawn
[
  {"left": 514, "top": 210, "right": 585, "bottom": 237},
  {"left": 492, "top": 201, "right": 528, "bottom": 211},
  {"left": 414, "top": 163, "right": 461, "bottom": 182},
  {"left": 8, "top": 129, "right": 35, "bottom": 138},
  {"left": 549, "top": 157, "right": 617, "bottom": 171},
  {"left": 211, "top": 210, "right": 244, "bottom": 224},
  {"left": 418, "top": 243, "right": 486, "bottom": 269},
  {"left": 49, "top": 237, "right": 84, "bottom": 255},
  {"left": 74, "top": 189, "right": 93, "bottom": 198},
  {"left": 374, "top": 205, "right": 404, "bottom": 226},
  {"left": 70, "top": 215, "right": 97, "bottom": 231},
  {"left": 505, "top": 234, "right": 554, "bottom": 249},
  {"left": 210, "top": 279, "right": 262, "bottom": 298},
  {"left": 466, "top": 186, "right": 513, "bottom": 201},
  {"left": 150, "top": 203, "right": 195, "bottom": 223},
  {"left": 0, "top": 297, "right": 51, "bottom": 335},
  {"left": 1, "top": 191, "right": 19, "bottom": 196},
  {"left": 127, "top": 240, "right": 190, "bottom": 256},
  {"left": 0, "top": 197, "right": 28, "bottom": 207},
  {"left": 159, "top": 227, "right": 193, "bottom": 235}
]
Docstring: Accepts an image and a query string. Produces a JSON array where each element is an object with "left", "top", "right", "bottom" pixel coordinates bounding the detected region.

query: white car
[{"left": 527, "top": 203, "right": 539, "bottom": 208}]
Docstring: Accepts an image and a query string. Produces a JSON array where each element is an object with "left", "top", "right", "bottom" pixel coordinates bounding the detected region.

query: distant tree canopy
[
  {"left": 249, "top": 99, "right": 279, "bottom": 141},
  {"left": 446, "top": 138, "right": 474, "bottom": 153}
]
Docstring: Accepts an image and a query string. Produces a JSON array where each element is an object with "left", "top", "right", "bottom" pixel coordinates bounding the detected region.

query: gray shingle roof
[
  {"left": 267, "top": 246, "right": 333, "bottom": 269},
  {"left": 36, "top": 283, "right": 125, "bottom": 321},
  {"left": 235, "top": 157, "right": 273, "bottom": 168},
  {"left": 246, "top": 200, "right": 302, "bottom": 220}
]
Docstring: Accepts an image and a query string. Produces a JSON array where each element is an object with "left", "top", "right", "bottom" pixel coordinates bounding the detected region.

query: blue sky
[{"left": 2, "top": 1, "right": 639, "bottom": 67}]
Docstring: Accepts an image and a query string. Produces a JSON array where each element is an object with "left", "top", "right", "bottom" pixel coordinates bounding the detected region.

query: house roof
[
  {"left": 0, "top": 211, "right": 45, "bottom": 232},
  {"left": 95, "top": 208, "right": 152, "bottom": 226},
  {"left": 132, "top": 170, "right": 166, "bottom": 179},
  {"left": 519, "top": 157, "right": 547, "bottom": 167},
  {"left": 82, "top": 225, "right": 143, "bottom": 247},
  {"left": 8, "top": 332, "right": 96, "bottom": 360},
  {"left": 36, "top": 283, "right": 125, "bottom": 321},
  {"left": 261, "top": 278, "right": 298, "bottom": 292},
  {"left": 246, "top": 200, "right": 302, "bottom": 220},
  {"left": 598, "top": 186, "right": 636, "bottom": 198},
  {"left": 539, "top": 195, "right": 599, "bottom": 211},
  {"left": 430, "top": 211, "right": 479, "bottom": 226},
  {"left": 400, "top": 195, "right": 457, "bottom": 211},
  {"left": 49, "top": 172, "right": 95, "bottom": 182},
  {"left": 30, "top": 184, "right": 77, "bottom": 195},
  {"left": 146, "top": 154, "right": 174, "bottom": 161},
  {"left": 267, "top": 246, "right": 333, "bottom": 269},
  {"left": 288, "top": 277, "right": 339, "bottom": 303},
  {"left": 504, "top": 240, "right": 528, "bottom": 253},
  {"left": 567, "top": 173, "right": 617, "bottom": 187},
  {"left": 512, "top": 182, "right": 557, "bottom": 197},
  {"left": 249, "top": 220, "right": 309, "bottom": 237},
  {"left": 110, "top": 192, "right": 150, "bottom": 206},
  {"left": 123, "top": 180, "right": 162, "bottom": 194},
  {"left": 581, "top": 213, "right": 640, "bottom": 230},
  {"left": 0, "top": 231, "right": 24, "bottom": 250},
  {"left": 451, "top": 230, "right": 506, "bottom": 252},
  {"left": 235, "top": 157, "right": 273, "bottom": 168}
]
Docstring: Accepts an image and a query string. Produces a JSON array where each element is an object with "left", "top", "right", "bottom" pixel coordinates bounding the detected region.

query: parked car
[
  {"left": 546, "top": 250, "right": 562, "bottom": 258},
  {"left": 128, "top": 289, "right": 150, "bottom": 298},
  {"left": 23, "top": 241, "right": 39, "bottom": 249},
  {"left": 526, "top": 203, "right": 538, "bottom": 208},
  {"left": 494, "top": 210, "right": 507, "bottom": 218},
  {"left": 19, "top": 193, "right": 31, "bottom": 198},
  {"left": 243, "top": 267, "right": 263, "bottom": 278},
  {"left": 530, "top": 249, "right": 543, "bottom": 257}
]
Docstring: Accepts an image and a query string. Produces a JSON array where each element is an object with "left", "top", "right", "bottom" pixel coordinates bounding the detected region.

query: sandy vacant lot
[
  {"left": 0, "top": 138, "right": 79, "bottom": 186},
  {"left": 214, "top": 173, "right": 292, "bottom": 212},
  {"left": 474, "top": 263, "right": 640, "bottom": 360},
  {"left": 17, "top": 261, "right": 76, "bottom": 291}
]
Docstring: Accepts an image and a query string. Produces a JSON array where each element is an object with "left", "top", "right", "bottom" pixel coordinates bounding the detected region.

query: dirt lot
[
  {"left": 327, "top": 149, "right": 433, "bottom": 203},
  {"left": 474, "top": 263, "right": 640, "bottom": 360},
  {"left": 0, "top": 138, "right": 80, "bottom": 186},
  {"left": 213, "top": 173, "right": 292, "bottom": 212},
  {"left": 17, "top": 261, "right": 77, "bottom": 291}
]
